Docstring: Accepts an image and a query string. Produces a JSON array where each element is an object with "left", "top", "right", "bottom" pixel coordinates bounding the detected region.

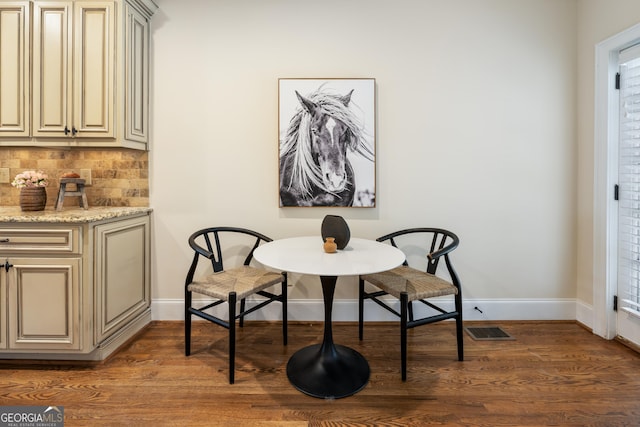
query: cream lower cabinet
[
  {"left": 0, "top": 213, "right": 151, "bottom": 360},
  {"left": 0, "top": 260, "right": 5, "bottom": 349},
  {"left": 94, "top": 216, "right": 150, "bottom": 346},
  {"left": 7, "top": 257, "right": 81, "bottom": 350}
]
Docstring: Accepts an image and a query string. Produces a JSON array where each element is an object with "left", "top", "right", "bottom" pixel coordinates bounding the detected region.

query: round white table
[{"left": 253, "top": 236, "right": 405, "bottom": 399}]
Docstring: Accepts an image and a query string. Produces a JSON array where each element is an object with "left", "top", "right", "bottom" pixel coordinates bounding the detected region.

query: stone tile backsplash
[{"left": 0, "top": 148, "right": 149, "bottom": 208}]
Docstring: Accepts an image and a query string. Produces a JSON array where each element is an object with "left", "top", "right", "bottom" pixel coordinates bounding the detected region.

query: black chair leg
[
  {"left": 229, "top": 292, "right": 236, "bottom": 384},
  {"left": 282, "top": 273, "right": 288, "bottom": 345},
  {"left": 358, "top": 277, "right": 365, "bottom": 340},
  {"left": 456, "top": 315, "right": 464, "bottom": 362},
  {"left": 185, "top": 289, "right": 192, "bottom": 356},
  {"left": 400, "top": 292, "right": 408, "bottom": 381},
  {"left": 455, "top": 294, "right": 464, "bottom": 361},
  {"left": 239, "top": 298, "right": 246, "bottom": 328}
]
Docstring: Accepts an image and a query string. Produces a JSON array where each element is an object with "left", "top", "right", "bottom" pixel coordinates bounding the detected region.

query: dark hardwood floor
[{"left": 1, "top": 320, "right": 639, "bottom": 426}]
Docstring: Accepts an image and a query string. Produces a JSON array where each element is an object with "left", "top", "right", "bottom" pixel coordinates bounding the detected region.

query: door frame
[{"left": 594, "top": 23, "right": 640, "bottom": 339}]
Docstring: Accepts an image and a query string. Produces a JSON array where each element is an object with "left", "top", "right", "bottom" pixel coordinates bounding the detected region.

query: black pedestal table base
[
  {"left": 286, "top": 343, "right": 369, "bottom": 399},
  {"left": 286, "top": 275, "right": 370, "bottom": 399}
]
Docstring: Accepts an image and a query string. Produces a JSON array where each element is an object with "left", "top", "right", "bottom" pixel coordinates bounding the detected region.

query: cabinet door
[
  {"left": 32, "top": 2, "right": 73, "bottom": 137},
  {"left": 125, "top": 3, "right": 150, "bottom": 143},
  {"left": 33, "top": 1, "right": 115, "bottom": 138},
  {"left": 7, "top": 257, "right": 81, "bottom": 350},
  {"left": 94, "top": 216, "right": 150, "bottom": 343},
  {"left": 0, "top": 2, "right": 30, "bottom": 137},
  {"left": 0, "top": 268, "right": 6, "bottom": 349},
  {"left": 73, "top": 1, "right": 115, "bottom": 138}
]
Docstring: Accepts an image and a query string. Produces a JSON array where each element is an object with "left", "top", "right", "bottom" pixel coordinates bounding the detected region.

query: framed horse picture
[{"left": 278, "top": 78, "right": 376, "bottom": 207}]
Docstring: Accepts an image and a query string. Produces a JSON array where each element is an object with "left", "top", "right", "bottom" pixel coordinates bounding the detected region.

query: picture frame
[{"left": 278, "top": 78, "right": 376, "bottom": 207}]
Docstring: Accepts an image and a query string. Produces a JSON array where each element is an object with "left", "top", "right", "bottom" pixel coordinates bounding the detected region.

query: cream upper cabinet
[
  {"left": 0, "top": 2, "right": 30, "bottom": 137},
  {"left": 0, "top": 0, "right": 157, "bottom": 150},
  {"left": 124, "top": 3, "right": 150, "bottom": 143},
  {"left": 32, "top": 1, "right": 115, "bottom": 139}
]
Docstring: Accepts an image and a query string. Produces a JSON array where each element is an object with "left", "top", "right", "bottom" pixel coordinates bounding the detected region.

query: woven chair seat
[
  {"left": 362, "top": 265, "right": 457, "bottom": 301},
  {"left": 184, "top": 227, "right": 287, "bottom": 384},
  {"left": 188, "top": 266, "right": 284, "bottom": 301},
  {"left": 359, "top": 228, "right": 463, "bottom": 381}
]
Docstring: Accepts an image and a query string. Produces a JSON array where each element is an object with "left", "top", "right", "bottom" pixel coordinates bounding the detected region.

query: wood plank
[{"left": 1, "top": 321, "right": 639, "bottom": 426}]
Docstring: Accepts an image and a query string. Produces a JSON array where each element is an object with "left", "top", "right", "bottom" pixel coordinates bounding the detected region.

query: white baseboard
[
  {"left": 575, "top": 300, "right": 594, "bottom": 330},
  {"left": 152, "top": 297, "right": 581, "bottom": 322}
]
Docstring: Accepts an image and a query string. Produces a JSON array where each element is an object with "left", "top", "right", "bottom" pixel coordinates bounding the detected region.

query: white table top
[{"left": 254, "top": 236, "right": 406, "bottom": 277}]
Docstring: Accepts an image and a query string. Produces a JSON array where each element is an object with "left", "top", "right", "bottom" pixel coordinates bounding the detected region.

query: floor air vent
[{"left": 465, "top": 326, "right": 514, "bottom": 341}]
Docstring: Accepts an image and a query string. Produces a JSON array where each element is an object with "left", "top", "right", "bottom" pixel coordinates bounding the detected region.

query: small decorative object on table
[
  {"left": 12, "top": 170, "right": 49, "bottom": 211},
  {"left": 55, "top": 172, "right": 88, "bottom": 210},
  {"left": 323, "top": 237, "right": 337, "bottom": 253},
  {"left": 321, "top": 215, "right": 350, "bottom": 250}
]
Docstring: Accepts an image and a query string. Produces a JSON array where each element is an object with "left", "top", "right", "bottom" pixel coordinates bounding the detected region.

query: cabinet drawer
[{"left": 0, "top": 228, "right": 80, "bottom": 254}]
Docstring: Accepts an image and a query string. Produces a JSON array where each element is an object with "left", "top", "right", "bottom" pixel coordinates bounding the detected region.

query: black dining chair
[
  {"left": 184, "top": 227, "right": 287, "bottom": 384},
  {"left": 358, "top": 228, "right": 463, "bottom": 380}
]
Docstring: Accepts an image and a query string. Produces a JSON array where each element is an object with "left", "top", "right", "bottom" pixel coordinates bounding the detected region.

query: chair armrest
[
  {"left": 428, "top": 243, "right": 456, "bottom": 261},
  {"left": 192, "top": 244, "right": 214, "bottom": 260},
  {"left": 427, "top": 231, "right": 459, "bottom": 261},
  {"left": 187, "top": 230, "right": 216, "bottom": 260}
]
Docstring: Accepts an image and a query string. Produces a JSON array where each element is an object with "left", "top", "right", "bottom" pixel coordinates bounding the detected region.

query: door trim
[{"left": 594, "top": 23, "right": 640, "bottom": 339}]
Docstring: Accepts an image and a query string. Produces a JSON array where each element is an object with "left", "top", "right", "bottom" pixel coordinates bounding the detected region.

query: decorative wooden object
[
  {"left": 20, "top": 187, "right": 47, "bottom": 211},
  {"left": 55, "top": 178, "right": 88, "bottom": 210}
]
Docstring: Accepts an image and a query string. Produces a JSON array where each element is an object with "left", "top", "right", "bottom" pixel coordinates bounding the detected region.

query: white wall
[{"left": 149, "top": 0, "right": 579, "bottom": 321}]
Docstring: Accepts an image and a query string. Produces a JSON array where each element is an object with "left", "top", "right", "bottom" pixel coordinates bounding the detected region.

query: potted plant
[{"left": 12, "top": 170, "right": 49, "bottom": 211}]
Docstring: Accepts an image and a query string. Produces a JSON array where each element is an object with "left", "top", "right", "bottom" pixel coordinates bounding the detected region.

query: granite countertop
[{"left": 0, "top": 206, "right": 153, "bottom": 223}]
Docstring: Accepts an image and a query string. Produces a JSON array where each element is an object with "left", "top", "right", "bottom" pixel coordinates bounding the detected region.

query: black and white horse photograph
[{"left": 278, "top": 79, "right": 375, "bottom": 207}]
